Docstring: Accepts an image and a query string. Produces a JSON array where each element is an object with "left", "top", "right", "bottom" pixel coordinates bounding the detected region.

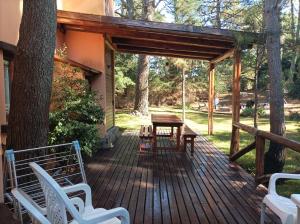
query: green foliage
[
  {"left": 289, "top": 112, "right": 300, "bottom": 121},
  {"left": 115, "top": 67, "right": 135, "bottom": 94},
  {"left": 49, "top": 65, "right": 104, "bottom": 156},
  {"left": 288, "top": 79, "right": 300, "bottom": 99},
  {"left": 241, "top": 107, "right": 266, "bottom": 117}
]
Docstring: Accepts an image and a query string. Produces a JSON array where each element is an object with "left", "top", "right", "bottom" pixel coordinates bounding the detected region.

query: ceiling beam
[
  {"left": 117, "top": 45, "right": 213, "bottom": 60},
  {"left": 111, "top": 37, "right": 226, "bottom": 55},
  {"left": 118, "top": 49, "right": 211, "bottom": 60}
]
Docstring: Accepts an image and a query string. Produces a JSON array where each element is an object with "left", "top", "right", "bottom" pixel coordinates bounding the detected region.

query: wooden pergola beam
[
  {"left": 210, "top": 49, "right": 235, "bottom": 64},
  {"left": 230, "top": 49, "right": 242, "bottom": 155},
  {"left": 117, "top": 46, "right": 214, "bottom": 60},
  {"left": 208, "top": 63, "right": 215, "bottom": 135},
  {"left": 58, "top": 10, "right": 255, "bottom": 41}
]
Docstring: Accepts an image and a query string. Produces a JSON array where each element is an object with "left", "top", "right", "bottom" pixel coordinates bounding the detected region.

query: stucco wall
[
  {"left": 0, "top": 51, "right": 6, "bottom": 124},
  {"left": 0, "top": 0, "right": 114, "bottom": 46},
  {"left": 63, "top": 30, "right": 107, "bottom": 134},
  {"left": 57, "top": 0, "right": 105, "bottom": 15},
  {"left": 0, "top": 0, "right": 22, "bottom": 45}
]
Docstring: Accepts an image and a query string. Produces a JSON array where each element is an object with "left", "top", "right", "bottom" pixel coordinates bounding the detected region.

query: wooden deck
[{"left": 86, "top": 131, "right": 279, "bottom": 224}]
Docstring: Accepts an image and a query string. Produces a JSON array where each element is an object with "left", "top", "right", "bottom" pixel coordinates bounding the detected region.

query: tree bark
[
  {"left": 290, "top": 0, "right": 300, "bottom": 81},
  {"left": 264, "top": 0, "right": 286, "bottom": 174},
  {"left": 133, "top": 0, "right": 155, "bottom": 115},
  {"left": 7, "top": 1, "right": 57, "bottom": 150},
  {"left": 134, "top": 55, "right": 150, "bottom": 115}
]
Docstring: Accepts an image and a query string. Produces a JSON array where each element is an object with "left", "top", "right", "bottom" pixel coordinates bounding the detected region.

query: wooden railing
[{"left": 230, "top": 122, "right": 300, "bottom": 183}]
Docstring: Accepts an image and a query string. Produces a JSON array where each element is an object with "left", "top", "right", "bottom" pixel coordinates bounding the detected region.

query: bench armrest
[
  {"left": 12, "top": 188, "right": 50, "bottom": 224},
  {"left": 291, "top": 194, "right": 300, "bottom": 208},
  {"left": 83, "top": 207, "right": 130, "bottom": 224},
  {"left": 62, "top": 183, "right": 92, "bottom": 207}
]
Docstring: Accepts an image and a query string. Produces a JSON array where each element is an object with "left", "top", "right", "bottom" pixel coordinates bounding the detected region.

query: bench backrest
[{"left": 4, "top": 141, "right": 87, "bottom": 224}]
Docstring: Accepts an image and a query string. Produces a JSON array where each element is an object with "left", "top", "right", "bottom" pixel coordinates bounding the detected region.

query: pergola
[{"left": 57, "top": 10, "right": 261, "bottom": 153}]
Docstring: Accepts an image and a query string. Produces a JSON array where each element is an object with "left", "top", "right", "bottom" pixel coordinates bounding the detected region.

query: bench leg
[
  {"left": 176, "top": 126, "right": 181, "bottom": 151},
  {"left": 191, "top": 138, "right": 195, "bottom": 155},
  {"left": 183, "top": 137, "right": 187, "bottom": 152},
  {"left": 153, "top": 125, "right": 157, "bottom": 150}
]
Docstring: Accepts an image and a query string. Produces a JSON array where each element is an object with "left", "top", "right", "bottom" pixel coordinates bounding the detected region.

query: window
[{"left": 4, "top": 60, "right": 11, "bottom": 113}]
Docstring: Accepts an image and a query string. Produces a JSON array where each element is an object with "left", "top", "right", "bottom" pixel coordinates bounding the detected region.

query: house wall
[
  {"left": 63, "top": 30, "right": 109, "bottom": 135},
  {"left": 0, "top": 0, "right": 115, "bottom": 139},
  {"left": 0, "top": 0, "right": 22, "bottom": 45},
  {"left": 0, "top": 51, "right": 5, "bottom": 125}
]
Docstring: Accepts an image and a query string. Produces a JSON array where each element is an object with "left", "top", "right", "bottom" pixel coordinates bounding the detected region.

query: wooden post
[
  {"left": 230, "top": 49, "right": 241, "bottom": 155},
  {"left": 255, "top": 135, "right": 265, "bottom": 180},
  {"left": 0, "top": 126, "right": 3, "bottom": 203},
  {"left": 112, "top": 50, "right": 116, "bottom": 126},
  {"left": 208, "top": 63, "right": 215, "bottom": 135},
  {"left": 182, "top": 68, "right": 186, "bottom": 122}
]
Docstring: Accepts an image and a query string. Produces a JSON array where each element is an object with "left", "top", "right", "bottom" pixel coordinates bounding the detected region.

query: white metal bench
[{"left": 4, "top": 141, "right": 87, "bottom": 224}]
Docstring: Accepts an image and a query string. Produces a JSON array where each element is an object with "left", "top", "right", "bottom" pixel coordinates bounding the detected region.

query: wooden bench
[
  {"left": 139, "top": 125, "right": 153, "bottom": 150},
  {"left": 182, "top": 125, "right": 197, "bottom": 155}
]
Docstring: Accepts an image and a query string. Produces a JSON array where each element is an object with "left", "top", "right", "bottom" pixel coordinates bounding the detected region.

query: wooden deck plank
[
  {"left": 157, "top": 141, "right": 172, "bottom": 224},
  {"left": 86, "top": 131, "right": 280, "bottom": 224},
  {"left": 103, "top": 134, "right": 139, "bottom": 208},
  {"left": 197, "top": 137, "right": 278, "bottom": 222},
  {"left": 91, "top": 134, "right": 136, "bottom": 207},
  {"left": 161, "top": 138, "right": 191, "bottom": 224},
  {"left": 195, "top": 140, "right": 260, "bottom": 222}
]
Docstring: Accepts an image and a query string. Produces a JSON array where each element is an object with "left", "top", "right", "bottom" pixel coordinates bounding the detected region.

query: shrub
[
  {"left": 49, "top": 63, "right": 105, "bottom": 156},
  {"left": 241, "top": 107, "right": 266, "bottom": 117},
  {"left": 289, "top": 112, "right": 300, "bottom": 121}
]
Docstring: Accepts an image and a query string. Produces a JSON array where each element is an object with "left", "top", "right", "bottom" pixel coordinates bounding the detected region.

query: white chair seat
[
  {"left": 71, "top": 208, "right": 121, "bottom": 224},
  {"left": 29, "top": 162, "right": 130, "bottom": 224},
  {"left": 263, "top": 194, "right": 297, "bottom": 223},
  {"left": 261, "top": 173, "right": 300, "bottom": 224}
]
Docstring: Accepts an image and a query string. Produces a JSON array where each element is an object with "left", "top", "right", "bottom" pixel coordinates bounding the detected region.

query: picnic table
[{"left": 151, "top": 114, "right": 183, "bottom": 150}]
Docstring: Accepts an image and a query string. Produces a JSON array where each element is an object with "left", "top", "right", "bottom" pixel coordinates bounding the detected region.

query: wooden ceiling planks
[{"left": 57, "top": 10, "right": 259, "bottom": 62}]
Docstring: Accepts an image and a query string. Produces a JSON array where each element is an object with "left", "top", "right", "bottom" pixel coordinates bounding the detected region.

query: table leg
[
  {"left": 176, "top": 126, "right": 181, "bottom": 150},
  {"left": 153, "top": 125, "right": 157, "bottom": 150},
  {"left": 170, "top": 127, "right": 174, "bottom": 138}
]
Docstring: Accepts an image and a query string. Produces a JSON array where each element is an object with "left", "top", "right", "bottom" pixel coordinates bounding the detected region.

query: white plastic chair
[
  {"left": 11, "top": 188, "right": 50, "bottom": 224},
  {"left": 30, "top": 162, "right": 130, "bottom": 224},
  {"left": 261, "top": 173, "right": 300, "bottom": 224}
]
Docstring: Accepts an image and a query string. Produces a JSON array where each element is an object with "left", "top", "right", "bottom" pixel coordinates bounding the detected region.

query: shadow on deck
[{"left": 86, "top": 131, "right": 279, "bottom": 224}]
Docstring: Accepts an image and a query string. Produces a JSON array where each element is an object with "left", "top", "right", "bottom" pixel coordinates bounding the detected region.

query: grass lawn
[{"left": 116, "top": 106, "right": 300, "bottom": 196}]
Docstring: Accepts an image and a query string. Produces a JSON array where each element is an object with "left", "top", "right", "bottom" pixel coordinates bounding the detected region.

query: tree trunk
[
  {"left": 264, "top": 0, "right": 286, "bottom": 174},
  {"left": 182, "top": 68, "right": 186, "bottom": 122},
  {"left": 126, "top": 0, "right": 134, "bottom": 19},
  {"left": 6, "top": 1, "right": 57, "bottom": 150},
  {"left": 254, "top": 46, "right": 265, "bottom": 128},
  {"left": 134, "top": 55, "right": 150, "bottom": 115},
  {"left": 290, "top": 0, "right": 300, "bottom": 81},
  {"left": 133, "top": 0, "right": 155, "bottom": 115},
  {"left": 215, "top": 0, "right": 221, "bottom": 29}
]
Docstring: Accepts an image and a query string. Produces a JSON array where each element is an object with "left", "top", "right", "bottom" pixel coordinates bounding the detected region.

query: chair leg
[{"left": 260, "top": 203, "right": 266, "bottom": 224}]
